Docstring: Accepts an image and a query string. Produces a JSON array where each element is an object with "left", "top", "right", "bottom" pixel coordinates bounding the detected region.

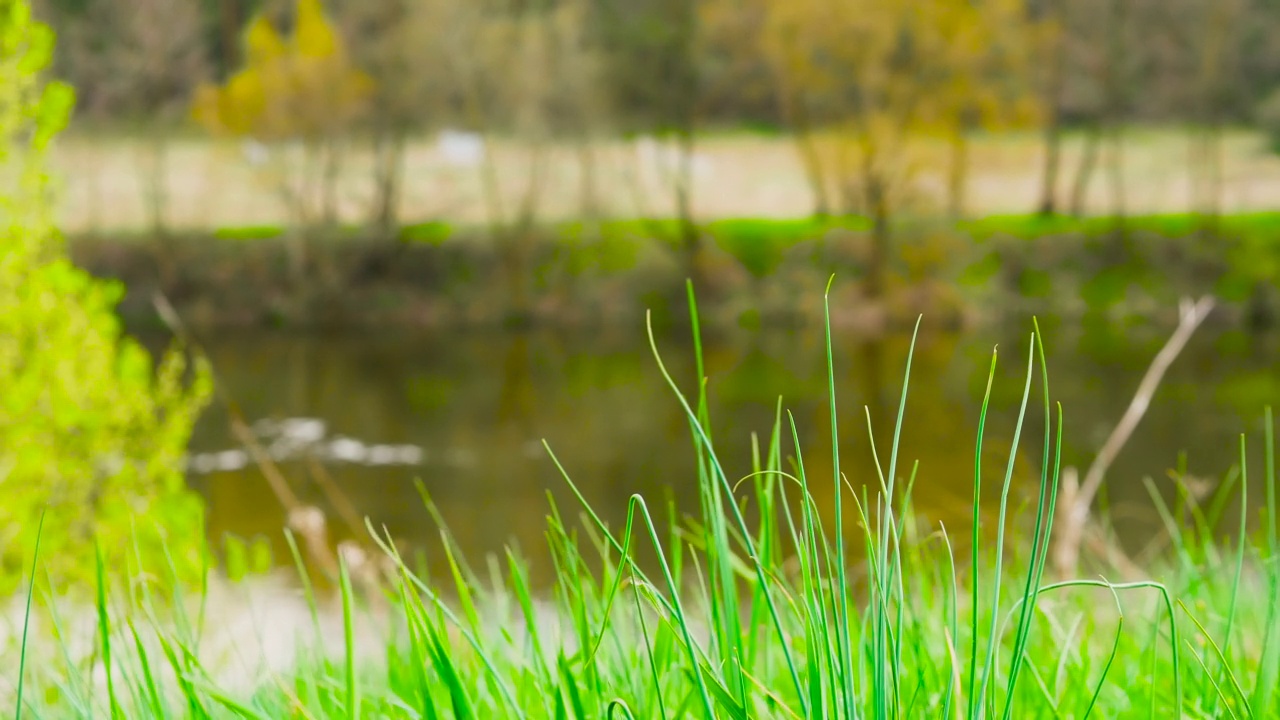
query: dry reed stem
[{"left": 1053, "top": 295, "right": 1216, "bottom": 578}]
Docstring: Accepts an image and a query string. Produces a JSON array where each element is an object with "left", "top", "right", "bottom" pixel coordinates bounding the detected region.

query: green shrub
[{"left": 0, "top": 1, "right": 211, "bottom": 594}]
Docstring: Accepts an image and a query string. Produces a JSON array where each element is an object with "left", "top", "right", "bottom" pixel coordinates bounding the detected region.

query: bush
[{"left": 0, "top": 1, "right": 211, "bottom": 594}]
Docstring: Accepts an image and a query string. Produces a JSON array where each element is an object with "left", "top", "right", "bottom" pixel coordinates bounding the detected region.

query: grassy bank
[
  {"left": 9, "top": 291, "right": 1280, "bottom": 718},
  {"left": 70, "top": 211, "right": 1280, "bottom": 331},
  {"left": 49, "top": 127, "right": 1280, "bottom": 234}
]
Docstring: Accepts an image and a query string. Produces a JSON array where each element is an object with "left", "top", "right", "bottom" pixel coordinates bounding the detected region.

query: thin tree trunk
[
  {"left": 1102, "top": 0, "right": 1129, "bottom": 219},
  {"left": 947, "top": 128, "right": 970, "bottom": 220},
  {"left": 1107, "top": 125, "right": 1126, "bottom": 219},
  {"left": 1039, "top": 122, "right": 1063, "bottom": 216},
  {"left": 778, "top": 76, "right": 830, "bottom": 218},
  {"left": 675, "top": 130, "right": 699, "bottom": 260},
  {"left": 1191, "top": 0, "right": 1235, "bottom": 228},
  {"left": 865, "top": 175, "right": 890, "bottom": 301},
  {"left": 577, "top": 139, "right": 599, "bottom": 222},
  {"left": 371, "top": 129, "right": 405, "bottom": 239},
  {"left": 321, "top": 138, "right": 342, "bottom": 226},
  {"left": 1037, "top": 0, "right": 1067, "bottom": 216},
  {"left": 143, "top": 128, "right": 169, "bottom": 238},
  {"left": 142, "top": 125, "right": 176, "bottom": 288},
  {"left": 1070, "top": 123, "right": 1102, "bottom": 216}
]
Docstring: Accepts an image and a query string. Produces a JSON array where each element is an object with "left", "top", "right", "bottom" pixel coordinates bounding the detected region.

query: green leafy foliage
[{"left": 0, "top": 0, "right": 212, "bottom": 594}]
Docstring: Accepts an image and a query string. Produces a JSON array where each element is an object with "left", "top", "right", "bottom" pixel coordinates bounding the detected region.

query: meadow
[
  {"left": 7, "top": 288, "right": 1278, "bottom": 719},
  {"left": 52, "top": 127, "right": 1280, "bottom": 235}
]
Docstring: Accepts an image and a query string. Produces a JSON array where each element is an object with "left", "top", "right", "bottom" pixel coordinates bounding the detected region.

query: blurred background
[{"left": 34, "top": 0, "right": 1280, "bottom": 582}]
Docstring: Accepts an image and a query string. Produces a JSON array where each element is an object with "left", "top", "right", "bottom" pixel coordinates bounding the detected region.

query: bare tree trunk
[
  {"left": 1070, "top": 123, "right": 1102, "bottom": 216},
  {"left": 665, "top": 0, "right": 702, "bottom": 282},
  {"left": 577, "top": 139, "right": 599, "bottom": 222},
  {"left": 778, "top": 76, "right": 830, "bottom": 218},
  {"left": 1190, "top": 0, "right": 1237, "bottom": 230},
  {"left": 865, "top": 175, "right": 890, "bottom": 301},
  {"left": 1038, "top": 125, "right": 1063, "bottom": 216},
  {"left": 1037, "top": 0, "right": 1067, "bottom": 216},
  {"left": 370, "top": 128, "right": 405, "bottom": 239},
  {"left": 142, "top": 128, "right": 169, "bottom": 237},
  {"left": 947, "top": 128, "right": 969, "bottom": 220},
  {"left": 1107, "top": 125, "right": 1126, "bottom": 219},
  {"left": 507, "top": 140, "right": 549, "bottom": 321},
  {"left": 1102, "top": 0, "right": 1129, "bottom": 219},
  {"left": 321, "top": 137, "right": 343, "bottom": 226},
  {"left": 140, "top": 124, "right": 175, "bottom": 287},
  {"left": 675, "top": 129, "right": 700, "bottom": 269}
]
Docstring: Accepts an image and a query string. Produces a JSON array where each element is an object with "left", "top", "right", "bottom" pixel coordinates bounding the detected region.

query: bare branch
[{"left": 1053, "top": 294, "right": 1215, "bottom": 577}]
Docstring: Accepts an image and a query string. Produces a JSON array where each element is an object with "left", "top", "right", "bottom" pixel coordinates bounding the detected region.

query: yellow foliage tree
[
  {"left": 192, "top": 0, "right": 373, "bottom": 234},
  {"left": 755, "top": 0, "right": 1043, "bottom": 296},
  {"left": 193, "top": 0, "right": 371, "bottom": 143}
]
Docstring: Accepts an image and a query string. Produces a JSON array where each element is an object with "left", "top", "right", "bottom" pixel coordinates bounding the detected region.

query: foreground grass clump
[{"left": 10, "top": 287, "right": 1280, "bottom": 719}]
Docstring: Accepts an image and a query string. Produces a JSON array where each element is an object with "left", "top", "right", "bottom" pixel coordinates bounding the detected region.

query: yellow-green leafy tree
[
  {"left": 193, "top": 0, "right": 373, "bottom": 234},
  {"left": 0, "top": 0, "right": 212, "bottom": 594},
  {"left": 927, "top": 0, "right": 1044, "bottom": 218},
  {"left": 758, "top": 0, "right": 1042, "bottom": 297}
]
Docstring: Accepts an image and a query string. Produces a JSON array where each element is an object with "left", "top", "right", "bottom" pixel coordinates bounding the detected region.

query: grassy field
[
  {"left": 51, "top": 127, "right": 1280, "bottom": 235},
  {"left": 7, "top": 291, "right": 1280, "bottom": 718}
]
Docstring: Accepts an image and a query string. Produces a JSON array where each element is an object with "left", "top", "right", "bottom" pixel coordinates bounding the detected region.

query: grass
[
  {"left": 961, "top": 211, "right": 1280, "bottom": 243},
  {"left": 8, "top": 284, "right": 1280, "bottom": 718},
  {"left": 50, "top": 126, "right": 1280, "bottom": 235}
]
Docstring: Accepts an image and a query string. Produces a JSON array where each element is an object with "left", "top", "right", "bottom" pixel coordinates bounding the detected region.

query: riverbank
[
  {"left": 7, "top": 354, "right": 1278, "bottom": 717},
  {"left": 72, "top": 212, "right": 1280, "bottom": 331}
]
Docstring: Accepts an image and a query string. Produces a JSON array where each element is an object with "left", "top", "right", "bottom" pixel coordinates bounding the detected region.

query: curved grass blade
[
  {"left": 1003, "top": 322, "right": 1064, "bottom": 719},
  {"left": 1081, "top": 580, "right": 1125, "bottom": 719},
  {"left": 979, "top": 335, "right": 1037, "bottom": 712},
  {"left": 644, "top": 310, "right": 806, "bottom": 713}
]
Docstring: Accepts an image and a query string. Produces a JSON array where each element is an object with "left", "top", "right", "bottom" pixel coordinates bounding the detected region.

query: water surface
[{"left": 177, "top": 318, "right": 1279, "bottom": 585}]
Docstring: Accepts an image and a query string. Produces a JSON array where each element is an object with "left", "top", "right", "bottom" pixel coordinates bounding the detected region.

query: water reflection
[
  {"left": 186, "top": 418, "right": 427, "bottom": 473},
  {"left": 172, "top": 319, "right": 1280, "bottom": 587}
]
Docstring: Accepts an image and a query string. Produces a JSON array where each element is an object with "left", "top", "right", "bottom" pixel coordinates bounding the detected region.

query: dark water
[{"left": 177, "top": 317, "right": 1280, "bottom": 586}]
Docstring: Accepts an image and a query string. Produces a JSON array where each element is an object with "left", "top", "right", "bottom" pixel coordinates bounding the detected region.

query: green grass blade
[
  {"left": 15, "top": 511, "right": 45, "bottom": 720},
  {"left": 338, "top": 554, "right": 360, "bottom": 720},
  {"left": 1179, "top": 600, "right": 1254, "bottom": 718},
  {"left": 1080, "top": 581, "right": 1125, "bottom": 719},
  {"left": 95, "top": 543, "right": 121, "bottom": 720},
  {"left": 979, "top": 334, "right": 1037, "bottom": 713},
  {"left": 968, "top": 347, "right": 999, "bottom": 719},
  {"left": 1257, "top": 407, "right": 1280, "bottom": 714}
]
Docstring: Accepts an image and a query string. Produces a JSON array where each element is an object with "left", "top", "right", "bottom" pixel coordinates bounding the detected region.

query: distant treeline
[
  {"left": 32, "top": 0, "right": 1280, "bottom": 131},
  {"left": 34, "top": 0, "right": 1280, "bottom": 301}
]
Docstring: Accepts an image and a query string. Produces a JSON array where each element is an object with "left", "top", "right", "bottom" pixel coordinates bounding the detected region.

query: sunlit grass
[
  {"left": 9, "top": 285, "right": 1280, "bottom": 719},
  {"left": 50, "top": 126, "right": 1280, "bottom": 234}
]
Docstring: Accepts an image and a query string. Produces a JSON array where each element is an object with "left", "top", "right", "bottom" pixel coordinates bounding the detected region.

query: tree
[
  {"left": 759, "top": 0, "right": 1041, "bottom": 298},
  {"left": 330, "top": 0, "right": 434, "bottom": 237},
  {"left": 0, "top": 0, "right": 212, "bottom": 593},
  {"left": 930, "top": 0, "right": 1043, "bottom": 219},
  {"left": 1034, "top": 0, "right": 1068, "bottom": 216},
  {"left": 60, "top": 0, "right": 208, "bottom": 277},
  {"left": 192, "top": 0, "right": 373, "bottom": 284},
  {"left": 597, "top": 0, "right": 706, "bottom": 273}
]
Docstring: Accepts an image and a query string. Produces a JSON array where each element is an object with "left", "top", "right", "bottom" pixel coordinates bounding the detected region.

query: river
[{"left": 172, "top": 316, "right": 1279, "bottom": 586}]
